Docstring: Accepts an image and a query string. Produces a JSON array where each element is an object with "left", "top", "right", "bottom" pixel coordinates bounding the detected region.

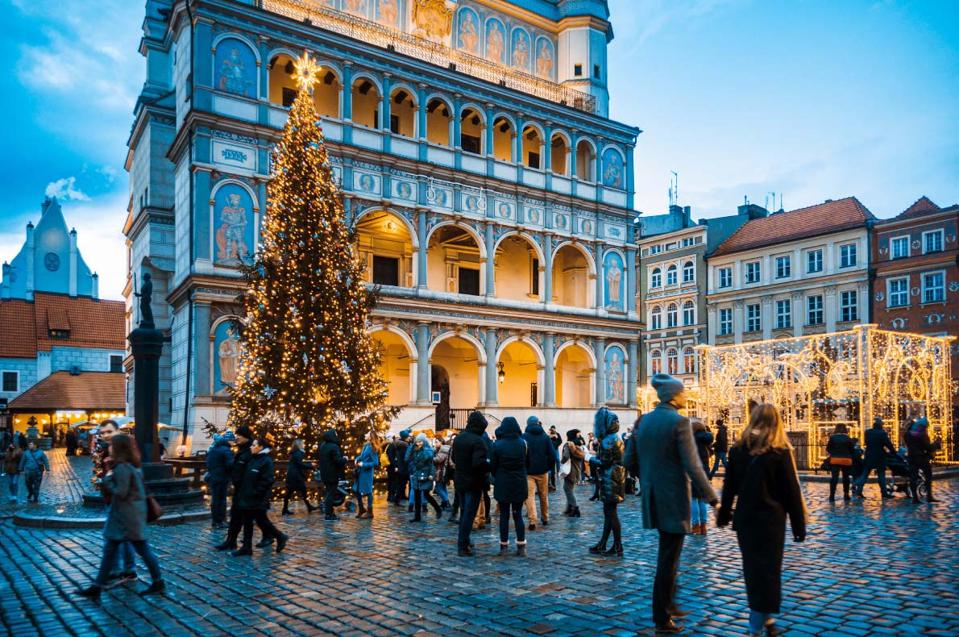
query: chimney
[
  {"left": 25, "top": 221, "right": 35, "bottom": 300},
  {"left": 69, "top": 228, "right": 78, "bottom": 297},
  {"left": 91, "top": 272, "right": 99, "bottom": 299},
  {"left": 738, "top": 203, "right": 769, "bottom": 220}
]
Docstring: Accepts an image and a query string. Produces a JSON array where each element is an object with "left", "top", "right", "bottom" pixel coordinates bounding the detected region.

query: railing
[{"left": 261, "top": 0, "right": 598, "bottom": 114}]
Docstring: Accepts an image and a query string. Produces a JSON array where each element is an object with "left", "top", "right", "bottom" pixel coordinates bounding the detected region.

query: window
[
  {"left": 666, "top": 303, "right": 678, "bottom": 328},
  {"left": 372, "top": 255, "right": 400, "bottom": 286},
  {"left": 457, "top": 267, "right": 480, "bottom": 296},
  {"left": 650, "top": 350, "right": 662, "bottom": 375},
  {"left": 891, "top": 236, "right": 910, "bottom": 260},
  {"left": 650, "top": 268, "right": 662, "bottom": 288},
  {"left": 593, "top": 64, "right": 601, "bottom": 79},
  {"left": 666, "top": 265, "right": 678, "bottom": 286},
  {"left": 682, "top": 237, "right": 694, "bottom": 247},
  {"left": 649, "top": 245, "right": 662, "bottom": 255},
  {"left": 922, "top": 271, "right": 945, "bottom": 303},
  {"left": 109, "top": 355, "right": 123, "bottom": 373},
  {"left": 683, "top": 348, "right": 696, "bottom": 374},
  {"left": 650, "top": 306, "right": 662, "bottom": 330},
  {"left": 531, "top": 258, "right": 540, "bottom": 295},
  {"left": 840, "top": 290, "right": 858, "bottom": 322},
  {"left": 682, "top": 261, "right": 695, "bottom": 283},
  {"left": 888, "top": 277, "right": 910, "bottom": 308},
  {"left": 48, "top": 328, "right": 70, "bottom": 339},
  {"left": 1, "top": 371, "right": 18, "bottom": 393},
  {"left": 666, "top": 348, "right": 679, "bottom": 375},
  {"left": 461, "top": 133, "right": 481, "bottom": 154},
  {"left": 807, "top": 295, "right": 823, "bottom": 325},
  {"left": 574, "top": 63, "right": 583, "bottom": 77},
  {"left": 775, "top": 255, "right": 791, "bottom": 279},
  {"left": 682, "top": 300, "right": 695, "bottom": 326},
  {"left": 744, "top": 261, "right": 760, "bottom": 284},
  {"left": 718, "top": 267, "right": 732, "bottom": 289},
  {"left": 282, "top": 87, "right": 297, "bottom": 108},
  {"left": 776, "top": 299, "right": 792, "bottom": 330},
  {"left": 806, "top": 249, "right": 823, "bottom": 273},
  {"left": 839, "top": 243, "right": 857, "bottom": 268},
  {"left": 924, "top": 230, "right": 944, "bottom": 254},
  {"left": 719, "top": 308, "right": 733, "bottom": 335},
  {"left": 746, "top": 304, "right": 761, "bottom": 332}
]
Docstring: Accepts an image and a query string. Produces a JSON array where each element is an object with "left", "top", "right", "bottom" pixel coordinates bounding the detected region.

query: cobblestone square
[{"left": 1, "top": 453, "right": 957, "bottom": 636}]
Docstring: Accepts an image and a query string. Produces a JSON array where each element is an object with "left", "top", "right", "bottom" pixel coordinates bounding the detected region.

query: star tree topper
[{"left": 293, "top": 52, "right": 322, "bottom": 93}]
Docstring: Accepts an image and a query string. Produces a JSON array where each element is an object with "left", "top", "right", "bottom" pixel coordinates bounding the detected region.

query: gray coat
[
  {"left": 101, "top": 462, "right": 147, "bottom": 542},
  {"left": 637, "top": 403, "right": 718, "bottom": 534}
]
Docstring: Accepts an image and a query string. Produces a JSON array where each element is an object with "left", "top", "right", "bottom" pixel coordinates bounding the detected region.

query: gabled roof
[
  {"left": 896, "top": 196, "right": 940, "bottom": 220},
  {"left": 8, "top": 371, "right": 124, "bottom": 411},
  {"left": 711, "top": 197, "right": 875, "bottom": 257},
  {"left": 0, "top": 293, "right": 125, "bottom": 358}
]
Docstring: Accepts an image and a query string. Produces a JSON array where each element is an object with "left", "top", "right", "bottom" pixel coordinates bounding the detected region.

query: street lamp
[{"left": 497, "top": 362, "right": 506, "bottom": 384}]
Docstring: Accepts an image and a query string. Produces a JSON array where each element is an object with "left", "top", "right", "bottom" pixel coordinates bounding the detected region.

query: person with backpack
[
  {"left": 560, "top": 429, "right": 585, "bottom": 517},
  {"left": 3, "top": 444, "right": 22, "bottom": 503},
  {"left": 18, "top": 440, "right": 49, "bottom": 503},
  {"left": 491, "top": 417, "right": 529, "bottom": 556},
  {"left": 317, "top": 429, "right": 347, "bottom": 520},
  {"left": 231, "top": 437, "right": 287, "bottom": 557}
]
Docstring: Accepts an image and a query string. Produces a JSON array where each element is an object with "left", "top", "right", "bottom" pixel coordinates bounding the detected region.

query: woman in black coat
[
  {"left": 825, "top": 423, "right": 855, "bottom": 501},
  {"left": 691, "top": 419, "right": 714, "bottom": 535},
  {"left": 490, "top": 417, "right": 529, "bottom": 556},
  {"left": 718, "top": 404, "right": 806, "bottom": 637},
  {"left": 233, "top": 437, "right": 288, "bottom": 557},
  {"left": 282, "top": 439, "right": 317, "bottom": 515}
]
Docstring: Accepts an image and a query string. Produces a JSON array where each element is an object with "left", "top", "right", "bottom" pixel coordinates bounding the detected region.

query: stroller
[{"left": 883, "top": 452, "right": 918, "bottom": 498}]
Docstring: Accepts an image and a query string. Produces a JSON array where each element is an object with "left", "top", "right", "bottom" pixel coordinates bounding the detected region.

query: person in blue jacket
[
  {"left": 205, "top": 432, "right": 235, "bottom": 529},
  {"left": 354, "top": 431, "right": 380, "bottom": 519}
]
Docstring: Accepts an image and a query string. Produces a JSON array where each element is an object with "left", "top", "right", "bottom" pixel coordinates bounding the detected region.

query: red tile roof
[
  {"left": 897, "top": 196, "right": 940, "bottom": 220},
  {"left": 712, "top": 197, "right": 875, "bottom": 257},
  {"left": 0, "top": 293, "right": 125, "bottom": 358},
  {"left": 8, "top": 371, "right": 125, "bottom": 411}
]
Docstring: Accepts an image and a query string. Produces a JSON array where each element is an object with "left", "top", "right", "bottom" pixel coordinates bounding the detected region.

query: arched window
[
  {"left": 666, "top": 264, "right": 678, "bottom": 286},
  {"left": 351, "top": 76, "right": 381, "bottom": 129},
  {"left": 426, "top": 97, "right": 452, "bottom": 146},
  {"left": 683, "top": 300, "right": 695, "bottom": 326},
  {"left": 522, "top": 125, "right": 543, "bottom": 169},
  {"left": 575, "top": 139, "right": 595, "bottom": 181},
  {"left": 460, "top": 107, "right": 484, "bottom": 154},
  {"left": 651, "top": 267, "right": 662, "bottom": 288},
  {"left": 683, "top": 347, "right": 696, "bottom": 374},
  {"left": 650, "top": 349, "right": 663, "bottom": 375},
  {"left": 550, "top": 133, "right": 569, "bottom": 175},
  {"left": 666, "top": 303, "right": 678, "bottom": 328},
  {"left": 666, "top": 348, "right": 679, "bottom": 375},
  {"left": 389, "top": 87, "right": 416, "bottom": 137},
  {"left": 650, "top": 305, "right": 662, "bottom": 330},
  {"left": 683, "top": 260, "right": 695, "bottom": 283},
  {"left": 492, "top": 116, "right": 513, "bottom": 162}
]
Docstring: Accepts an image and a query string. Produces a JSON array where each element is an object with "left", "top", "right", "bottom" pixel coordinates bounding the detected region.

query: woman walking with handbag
[
  {"left": 409, "top": 434, "right": 442, "bottom": 522},
  {"left": 76, "top": 434, "right": 164, "bottom": 600},
  {"left": 717, "top": 404, "right": 807, "bottom": 637},
  {"left": 826, "top": 423, "right": 855, "bottom": 502}
]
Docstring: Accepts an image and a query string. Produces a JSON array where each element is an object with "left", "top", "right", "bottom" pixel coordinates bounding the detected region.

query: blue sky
[{"left": 1, "top": 0, "right": 957, "bottom": 300}]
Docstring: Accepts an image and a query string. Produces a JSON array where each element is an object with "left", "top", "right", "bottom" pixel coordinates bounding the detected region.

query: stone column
[
  {"left": 626, "top": 248, "right": 638, "bottom": 314},
  {"left": 415, "top": 322, "right": 430, "bottom": 404},
  {"left": 416, "top": 208, "right": 428, "bottom": 289},
  {"left": 594, "top": 337, "right": 606, "bottom": 406},
  {"left": 792, "top": 292, "right": 804, "bottom": 337},
  {"left": 484, "top": 328, "right": 498, "bottom": 406},
  {"left": 627, "top": 340, "right": 638, "bottom": 408},
  {"left": 542, "top": 233, "right": 553, "bottom": 305},
  {"left": 825, "top": 285, "right": 838, "bottom": 332},
  {"left": 543, "top": 332, "right": 556, "bottom": 407},
  {"left": 733, "top": 300, "right": 745, "bottom": 344},
  {"left": 707, "top": 303, "right": 718, "bottom": 345},
  {"left": 762, "top": 295, "right": 773, "bottom": 340},
  {"left": 594, "top": 245, "right": 603, "bottom": 310},
  {"left": 484, "top": 223, "right": 495, "bottom": 297}
]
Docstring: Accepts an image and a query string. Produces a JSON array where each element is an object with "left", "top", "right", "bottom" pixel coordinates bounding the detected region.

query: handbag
[
  {"left": 829, "top": 456, "right": 853, "bottom": 467},
  {"left": 146, "top": 496, "right": 164, "bottom": 523}
]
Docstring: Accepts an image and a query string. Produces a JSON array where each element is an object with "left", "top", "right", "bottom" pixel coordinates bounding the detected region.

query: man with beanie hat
[
  {"left": 215, "top": 425, "right": 275, "bottom": 550},
  {"left": 451, "top": 411, "right": 491, "bottom": 556},
  {"left": 523, "top": 416, "right": 559, "bottom": 529},
  {"left": 637, "top": 374, "right": 718, "bottom": 634}
]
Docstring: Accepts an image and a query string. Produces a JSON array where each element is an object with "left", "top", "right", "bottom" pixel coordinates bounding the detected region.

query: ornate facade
[{"left": 125, "top": 0, "right": 641, "bottom": 447}]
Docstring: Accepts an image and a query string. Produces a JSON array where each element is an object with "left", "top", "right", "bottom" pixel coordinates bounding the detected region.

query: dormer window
[{"left": 48, "top": 328, "right": 70, "bottom": 339}]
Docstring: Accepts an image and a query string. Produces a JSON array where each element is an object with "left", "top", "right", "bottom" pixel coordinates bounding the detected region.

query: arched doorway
[
  {"left": 427, "top": 225, "right": 484, "bottom": 296},
  {"left": 355, "top": 210, "right": 416, "bottom": 287},
  {"left": 494, "top": 234, "right": 542, "bottom": 302},
  {"left": 431, "top": 335, "right": 482, "bottom": 411},
  {"left": 497, "top": 339, "right": 542, "bottom": 407},
  {"left": 555, "top": 342, "right": 594, "bottom": 408},
  {"left": 552, "top": 244, "right": 593, "bottom": 307},
  {"left": 370, "top": 328, "right": 414, "bottom": 406}
]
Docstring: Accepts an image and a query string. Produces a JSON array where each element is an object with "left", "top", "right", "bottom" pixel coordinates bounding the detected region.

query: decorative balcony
[{"left": 261, "top": 0, "right": 599, "bottom": 114}]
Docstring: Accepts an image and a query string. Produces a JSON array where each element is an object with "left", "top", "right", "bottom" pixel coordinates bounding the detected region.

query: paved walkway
[
  {"left": 0, "top": 475, "right": 957, "bottom": 637},
  {"left": 0, "top": 449, "right": 91, "bottom": 516}
]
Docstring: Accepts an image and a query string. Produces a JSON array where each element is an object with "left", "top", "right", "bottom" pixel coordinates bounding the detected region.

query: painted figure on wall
[
  {"left": 512, "top": 29, "right": 531, "bottom": 70},
  {"left": 604, "top": 251, "right": 624, "bottom": 310},
  {"left": 602, "top": 148, "right": 625, "bottom": 189},
  {"left": 215, "top": 38, "right": 256, "bottom": 98},
  {"left": 345, "top": 0, "right": 369, "bottom": 17},
  {"left": 214, "top": 185, "right": 255, "bottom": 267},
  {"left": 412, "top": 0, "right": 453, "bottom": 40},
  {"left": 214, "top": 322, "right": 241, "bottom": 394},
  {"left": 378, "top": 0, "right": 399, "bottom": 26},
  {"left": 486, "top": 20, "right": 505, "bottom": 64},
  {"left": 458, "top": 8, "right": 479, "bottom": 54},
  {"left": 535, "top": 38, "right": 553, "bottom": 78},
  {"left": 605, "top": 347, "right": 626, "bottom": 404}
]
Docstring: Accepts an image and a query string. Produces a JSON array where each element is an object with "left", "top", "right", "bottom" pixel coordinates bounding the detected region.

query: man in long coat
[{"left": 637, "top": 374, "right": 718, "bottom": 635}]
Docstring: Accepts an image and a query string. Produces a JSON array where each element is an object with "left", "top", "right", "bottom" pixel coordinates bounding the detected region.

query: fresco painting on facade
[
  {"left": 604, "top": 251, "right": 625, "bottom": 311},
  {"left": 412, "top": 0, "right": 454, "bottom": 41},
  {"left": 213, "top": 183, "right": 255, "bottom": 267},
  {"left": 215, "top": 37, "right": 257, "bottom": 98},
  {"left": 511, "top": 28, "right": 531, "bottom": 72},
  {"left": 458, "top": 7, "right": 480, "bottom": 54},
  {"left": 485, "top": 18, "right": 506, "bottom": 64},
  {"left": 345, "top": 0, "right": 370, "bottom": 18},
  {"left": 605, "top": 345, "right": 626, "bottom": 404},
  {"left": 535, "top": 37, "right": 554, "bottom": 79},
  {"left": 213, "top": 320, "right": 242, "bottom": 395},
  {"left": 377, "top": 0, "right": 399, "bottom": 26},
  {"left": 602, "top": 148, "right": 624, "bottom": 189}
]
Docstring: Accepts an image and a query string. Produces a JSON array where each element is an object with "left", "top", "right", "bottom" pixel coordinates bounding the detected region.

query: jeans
[
  {"left": 525, "top": 473, "right": 549, "bottom": 524},
  {"left": 855, "top": 458, "right": 887, "bottom": 494},
  {"left": 434, "top": 482, "right": 450, "bottom": 506},
  {"left": 241, "top": 509, "right": 282, "bottom": 547},
  {"left": 749, "top": 610, "right": 772, "bottom": 634},
  {"left": 709, "top": 451, "right": 728, "bottom": 477},
  {"left": 498, "top": 501, "right": 526, "bottom": 544},
  {"left": 563, "top": 475, "right": 578, "bottom": 509},
  {"left": 413, "top": 489, "right": 440, "bottom": 517},
  {"left": 829, "top": 466, "right": 851, "bottom": 499},
  {"left": 110, "top": 541, "right": 136, "bottom": 575},
  {"left": 653, "top": 531, "right": 685, "bottom": 625},
  {"left": 95, "top": 539, "right": 161, "bottom": 586},
  {"left": 5, "top": 473, "right": 17, "bottom": 502},
  {"left": 209, "top": 481, "right": 228, "bottom": 524},
  {"left": 690, "top": 498, "right": 708, "bottom": 525},
  {"left": 457, "top": 489, "right": 482, "bottom": 550}
]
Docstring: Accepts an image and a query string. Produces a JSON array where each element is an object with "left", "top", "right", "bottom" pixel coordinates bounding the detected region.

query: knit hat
[
  {"left": 234, "top": 425, "right": 253, "bottom": 440},
  {"left": 399, "top": 428, "right": 412, "bottom": 440},
  {"left": 222, "top": 430, "right": 236, "bottom": 443},
  {"left": 651, "top": 373, "right": 684, "bottom": 403}
]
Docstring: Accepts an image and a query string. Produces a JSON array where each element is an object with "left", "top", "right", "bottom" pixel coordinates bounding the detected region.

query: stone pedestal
[{"left": 129, "top": 326, "right": 165, "bottom": 463}]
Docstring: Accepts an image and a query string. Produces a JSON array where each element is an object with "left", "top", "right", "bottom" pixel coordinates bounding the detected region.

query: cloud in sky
[{"left": 44, "top": 176, "right": 90, "bottom": 202}]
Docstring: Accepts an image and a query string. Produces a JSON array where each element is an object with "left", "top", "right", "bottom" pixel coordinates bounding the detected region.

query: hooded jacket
[
  {"left": 205, "top": 437, "right": 234, "bottom": 484},
  {"left": 409, "top": 434, "right": 436, "bottom": 491},
  {"left": 523, "top": 421, "right": 559, "bottom": 476},
  {"left": 235, "top": 448, "right": 276, "bottom": 511},
  {"left": 905, "top": 420, "right": 936, "bottom": 463},
  {"left": 594, "top": 407, "right": 626, "bottom": 503},
  {"left": 452, "top": 412, "right": 490, "bottom": 491},
  {"left": 285, "top": 446, "right": 311, "bottom": 488},
  {"left": 491, "top": 417, "right": 529, "bottom": 503},
  {"left": 317, "top": 430, "right": 347, "bottom": 484}
]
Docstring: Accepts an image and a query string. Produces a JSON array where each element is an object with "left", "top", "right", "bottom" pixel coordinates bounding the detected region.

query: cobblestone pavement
[
  {"left": 0, "top": 476, "right": 956, "bottom": 637},
  {"left": 0, "top": 449, "right": 90, "bottom": 516}
]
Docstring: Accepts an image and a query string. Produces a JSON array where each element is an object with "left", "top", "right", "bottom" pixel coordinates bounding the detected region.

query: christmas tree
[{"left": 227, "top": 54, "right": 396, "bottom": 458}]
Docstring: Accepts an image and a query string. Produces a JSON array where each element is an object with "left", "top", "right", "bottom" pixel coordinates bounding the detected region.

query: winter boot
[
  {"left": 604, "top": 541, "right": 623, "bottom": 557},
  {"left": 498, "top": 543, "right": 509, "bottom": 556},
  {"left": 516, "top": 543, "right": 527, "bottom": 557},
  {"left": 572, "top": 506, "right": 582, "bottom": 518}
]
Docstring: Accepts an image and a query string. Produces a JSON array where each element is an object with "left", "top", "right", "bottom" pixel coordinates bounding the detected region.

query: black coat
[
  {"left": 863, "top": 427, "right": 896, "bottom": 462},
  {"left": 235, "top": 451, "right": 276, "bottom": 511},
  {"left": 317, "top": 431, "right": 346, "bottom": 485},
  {"left": 905, "top": 429, "right": 935, "bottom": 463},
  {"left": 491, "top": 419, "right": 529, "bottom": 503},
  {"left": 713, "top": 425, "right": 729, "bottom": 453},
  {"left": 826, "top": 433, "right": 855, "bottom": 459},
  {"left": 452, "top": 421, "right": 490, "bottom": 492},
  {"left": 718, "top": 446, "right": 807, "bottom": 614},
  {"left": 523, "top": 423, "right": 559, "bottom": 476},
  {"left": 692, "top": 429, "right": 714, "bottom": 499},
  {"left": 231, "top": 443, "right": 253, "bottom": 489},
  {"left": 285, "top": 447, "right": 311, "bottom": 488}
]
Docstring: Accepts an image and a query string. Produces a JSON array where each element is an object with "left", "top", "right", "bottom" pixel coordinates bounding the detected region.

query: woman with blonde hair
[{"left": 717, "top": 404, "right": 806, "bottom": 637}]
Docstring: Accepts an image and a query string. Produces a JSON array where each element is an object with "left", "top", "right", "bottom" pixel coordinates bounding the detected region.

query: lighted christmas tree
[{"left": 227, "top": 53, "right": 396, "bottom": 458}]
